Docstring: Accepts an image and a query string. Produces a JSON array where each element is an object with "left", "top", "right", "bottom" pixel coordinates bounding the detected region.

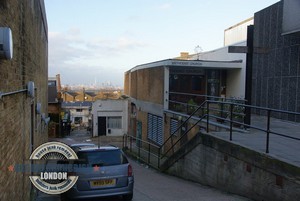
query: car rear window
[{"left": 77, "top": 149, "right": 128, "bottom": 166}]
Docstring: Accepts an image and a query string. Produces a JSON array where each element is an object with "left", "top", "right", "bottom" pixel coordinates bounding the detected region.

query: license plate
[{"left": 90, "top": 179, "right": 116, "bottom": 187}]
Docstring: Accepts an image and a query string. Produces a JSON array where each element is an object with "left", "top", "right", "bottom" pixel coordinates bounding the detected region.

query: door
[{"left": 98, "top": 117, "right": 106, "bottom": 136}]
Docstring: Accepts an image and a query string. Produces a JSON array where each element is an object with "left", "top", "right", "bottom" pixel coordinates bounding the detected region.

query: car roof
[
  {"left": 74, "top": 145, "right": 120, "bottom": 152},
  {"left": 70, "top": 143, "right": 96, "bottom": 147}
]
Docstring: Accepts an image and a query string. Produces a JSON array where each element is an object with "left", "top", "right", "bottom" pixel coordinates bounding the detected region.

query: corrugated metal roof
[{"left": 61, "top": 101, "right": 92, "bottom": 108}]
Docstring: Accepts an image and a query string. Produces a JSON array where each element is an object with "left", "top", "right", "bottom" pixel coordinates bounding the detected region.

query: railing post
[
  {"left": 266, "top": 110, "right": 271, "bottom": 153},
  {"left": 206, "top": 102, "right": 209, "bottom": 132},
  {"left": 186, "top": 103, "right": 189, "bottom": 114},
  {"left": 148, "top": 144, "right": 151, "bottom": 165},
  {"left": 138, "top": 139, "right": 141, "bottom": 160},
  {"left": 130, "top": 136, "right": 132, "bottom": 152},
  {"left": 230, "top": 103, "right": 233, "bottom": 141},
  {"left": 158, "top": 147, "right": 161, "bottom": 169},
  {"left": 123, "top": 135, "right": 125, "bottom": 148}
]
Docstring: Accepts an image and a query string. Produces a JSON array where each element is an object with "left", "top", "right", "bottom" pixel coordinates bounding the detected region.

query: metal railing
[
  {"left": 159, "top": 101, "right": 208, "bottom": 159},
  {"left": 206, "top": 100, "right": 300, "bottom": 153},
  {"left": 123, "top": 97, "right": 300, "bottom": 170},
  {"left": 123, "top": 134, "right": 161, "bottom": 169}
]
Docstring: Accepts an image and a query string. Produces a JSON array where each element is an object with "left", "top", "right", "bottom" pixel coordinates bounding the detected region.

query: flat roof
[
  {"left": 62, "top": 101, "right": 92, "bottom": 108},
  {"left": 129, "top": 59, "right": 243, "bottom": 72}
]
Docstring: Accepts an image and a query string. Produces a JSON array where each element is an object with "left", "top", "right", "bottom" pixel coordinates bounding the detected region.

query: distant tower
[{"left": 83, "top": 87, "right": 86, "bottom": 101}]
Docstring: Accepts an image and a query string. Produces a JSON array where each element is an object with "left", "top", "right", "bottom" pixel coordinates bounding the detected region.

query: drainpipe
[{"left": 244, "top": 25, "right": 254, "bottom": 126}]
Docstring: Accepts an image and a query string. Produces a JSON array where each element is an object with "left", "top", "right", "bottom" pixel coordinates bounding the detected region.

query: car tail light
[{"left": 128, "top": 164, "right": 133, "bottom": 176}]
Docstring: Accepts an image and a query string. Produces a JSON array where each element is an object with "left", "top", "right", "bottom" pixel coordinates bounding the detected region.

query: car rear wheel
[{"left": 123, "top": 193, "right": 133, "bottom": 201}]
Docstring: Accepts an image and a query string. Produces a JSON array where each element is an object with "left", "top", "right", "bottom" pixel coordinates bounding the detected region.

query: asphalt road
[
  {"left": 37, "top": 130, "right": 251, "bottom": 201},
  {"left": 58, "top": 158, "right": 251, "bottom": 201}
]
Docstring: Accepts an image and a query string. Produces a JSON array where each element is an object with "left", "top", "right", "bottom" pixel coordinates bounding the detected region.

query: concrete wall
[
  {"left": 92, "top": 100, "right": 128, "bottom": 136},
  {"left": 0, "top": 0, "right": 48, "bottom": 200},
  {"left": 167, "top": 133, "right": 300, "bottom": 201},
  {"left": 252, "top": 1, "right": 300, "bottom": 121}
]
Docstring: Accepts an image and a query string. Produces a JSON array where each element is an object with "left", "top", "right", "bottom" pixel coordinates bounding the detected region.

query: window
[
  {"left": 48, "top": 81, "right": 56, "bottom": 86},
  {"left": 147, "top": 114, "right": 163, "bottom": 145},
  {"left": 77, "top": 150, "right": 128, "bottom": 166},
  {"left": 170, "top": 118, "right": 178, "bottom": 136},
  {"left": 192, "top": 76, "right": 202, "bottom": 91},
  {"left": 76, "top": 109, "right": 83, "bottom": 112},
  {"left": 107, "top": 117, "right": 122, "bottom": 129}
]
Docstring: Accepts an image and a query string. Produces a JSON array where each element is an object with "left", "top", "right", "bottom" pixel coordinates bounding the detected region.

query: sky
[{"left": 44, "top": 0, "right": 280, "bottom": 87}]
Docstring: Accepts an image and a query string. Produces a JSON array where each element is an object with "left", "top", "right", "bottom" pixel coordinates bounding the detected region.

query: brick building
[{"left": 0, "top": 1, "right": 48, "bottom": 201}]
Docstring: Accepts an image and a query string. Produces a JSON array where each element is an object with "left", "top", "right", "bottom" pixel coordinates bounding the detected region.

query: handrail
[
  {"left": 208, "top": 99, "right": 300, "bottom": 115},
  {"left": 160, "top": 101, "right": 208, "bottom": 149},
  {"left": 161, "top": 114, "right": 207, "bottom": 159},
  {"left": 123, "top": 96, "right": 300, "bottom": 170},
  {"left": 124, "top": 134, "right": 160, "bottom": 149},
  {"left": 207, "top": 100, "right": 300, "bottom": 153},
  {"left": 123, "top": 134, "right": 161, "bottom": 169},
  {"left": 169, "top": 91, "right": 247, "bottom": 103}
]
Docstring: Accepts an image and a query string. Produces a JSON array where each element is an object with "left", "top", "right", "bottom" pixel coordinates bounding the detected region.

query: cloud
[{"left": 48, "top": 28, "right": 147, "bottom": 86}]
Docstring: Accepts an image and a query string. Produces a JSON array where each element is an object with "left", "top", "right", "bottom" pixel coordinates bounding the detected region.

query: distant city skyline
[
  {"left": 45, "top": 0, "right": 279, "bottom": 87},
  {"left": 61, "top": 80, "right": 123, "bottom": 91}
]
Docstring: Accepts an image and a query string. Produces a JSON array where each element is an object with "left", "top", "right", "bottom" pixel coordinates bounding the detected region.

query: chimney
[
  {"left": 180, "top": 52, "right": 189, "bottom": 60},
  {"left": 56, "top": 74, "right": 61, "bottom": 92}
]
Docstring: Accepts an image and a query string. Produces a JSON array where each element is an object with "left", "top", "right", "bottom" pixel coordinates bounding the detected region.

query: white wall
[
  {"left": 92, "top": 100, "right": 128, "bottom": 137},
  {"left": 192, "top": 41, "right": 247, "bottom": 99},
  {"left": 224, "top": 18, "right": 253, "bottom": 46}
]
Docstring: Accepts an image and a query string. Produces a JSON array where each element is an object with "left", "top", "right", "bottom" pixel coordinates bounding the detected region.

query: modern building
[
  {"left": 92, "top": 99, "right": 128, "bottom": 137},
  {"left": 124, "top": 56, "right": 245, "bottom": 145},
  {"left": 123, "top": 17, "right": 251, "bottom": 145},
  {"left": 124, "top": 0, "right": 300, "bottom": 147},
  {"left": 0, "top": 1, "right": 48, "bottom": 200},
  {"left": 251, "top": 0, "right": 300, "bottom": 121}
]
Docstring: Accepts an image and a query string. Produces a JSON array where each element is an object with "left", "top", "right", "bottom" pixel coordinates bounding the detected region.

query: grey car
[{"left": 62, "top": 145, "right": 134, "bottom": 200}]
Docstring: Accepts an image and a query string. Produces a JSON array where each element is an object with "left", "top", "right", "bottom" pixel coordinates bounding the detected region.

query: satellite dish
[
  {"left": 0, "top": 27, "right": 13, "bottom": 60},
  {"left": 27, "top": 81, "right": 35, "bottom": 98}
]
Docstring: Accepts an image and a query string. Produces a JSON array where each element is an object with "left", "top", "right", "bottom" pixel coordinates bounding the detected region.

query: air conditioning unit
[{"left": 0, "top": 27, "right": 13, "bottom": 60}]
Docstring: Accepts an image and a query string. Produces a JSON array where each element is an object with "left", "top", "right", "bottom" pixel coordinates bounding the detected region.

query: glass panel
[{"left": 107, "top": 117, "right": 122, "bottom": 129}]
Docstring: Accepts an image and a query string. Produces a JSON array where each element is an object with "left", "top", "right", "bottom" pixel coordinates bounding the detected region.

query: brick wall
[
  {"left": 0, "top": 0, "right": 48, "bottom": 200},
  {"left": 136, "top": 67, "right": 164, "bottom": 105}
]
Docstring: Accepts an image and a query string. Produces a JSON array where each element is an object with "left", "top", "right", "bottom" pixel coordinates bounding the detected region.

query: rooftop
[
  {"left": 128, "top": 59, "right": 243, "bottom": 72},
  {"left": 61, "top": 101, "right": 92, "bottom": 108}
]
